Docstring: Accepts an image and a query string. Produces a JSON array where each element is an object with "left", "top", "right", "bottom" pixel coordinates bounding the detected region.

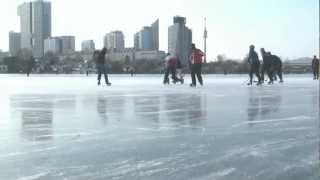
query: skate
[
  {"left": 256, "top": 81, "right": 262, "bottom": 86},
  {"left": 190, "top": 83, "right": 196, "bottom": 87},
  {"left": 106, "top": 82, "right": 112, "bottom": 86},
  {"left": 98, "top": 81, "right": 101, "bottom": 86}
]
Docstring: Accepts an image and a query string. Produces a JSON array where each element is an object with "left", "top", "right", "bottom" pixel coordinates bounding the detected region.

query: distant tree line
[{"left": 1, "top": 50, "right": 314, "bottom": 74}]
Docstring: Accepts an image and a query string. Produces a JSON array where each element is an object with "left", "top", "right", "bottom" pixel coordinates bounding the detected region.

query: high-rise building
[
  {"left": 134, "top": 33, "right": 140, "bottom": 50},
  {"left": 151, "top": 19, "right": 159, "bottom": 50},
  {"left": 81, "top": 40, "right": 95, "bottom": 52},
  {"left": 104, "top": 31, "right": 125, "bottom": 52},
  {"left": 18, "top": 0, "right": 51, "bottom": 57},
  {"left": 9, "top": 31, "right": 21, "bottom": 56},
  {"left": 134, "top": 19, "right": 159, "bottom": 51},
  {"left": 168, "top": 16, "right": 192, "bottom": 65},
  {"left": 44, "top": 37, "right": 62, "bottom": 54},
  {"left": 139, "top": 27, "right": 153, "bottom": 50}
]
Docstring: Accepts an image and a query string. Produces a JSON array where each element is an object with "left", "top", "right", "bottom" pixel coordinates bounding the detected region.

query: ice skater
[
  {"left": 247, "top": 45, "right": 262, "bottom": 86},
  {"left": 163, "top": 53, "right": 182, "bottom": 84},
  {"left": 312, "top": 55, "right": 319, "bottom": 80},
  {"left": 260, "top": 48, "right": 273, "bottom": 83},
  {"left": 189, "top": 43, "right": 204, "bottom": 87},
  {"left": 26, "top": 56, "right": 35, "bottom": 77},
  {"left": 268, "top": 52, "right": 283, "bottom": 83},
  {"left": 95, "top": 48, "right": 111, "bottom": 86}
]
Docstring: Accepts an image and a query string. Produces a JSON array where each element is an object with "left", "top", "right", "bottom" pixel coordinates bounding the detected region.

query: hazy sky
[{"left": 0, "top": 0, "right": 319, "bottom": 60}]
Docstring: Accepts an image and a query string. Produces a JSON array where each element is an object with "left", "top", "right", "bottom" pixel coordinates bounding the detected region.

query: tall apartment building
[
  {"left": 134, "top": 19, "right": 159, "bottom": 51},
  {"left": 168, "top": 16, "right": 192, "bottom": 65},
  {"left": 104, "top": 31, "right": 125, "bottom": 52},
  {"left": 9, "top": 31, "right": 21, "bottom": 56},
  {"left": 18, "top": 0, "right": 51, "bottom": 57}
]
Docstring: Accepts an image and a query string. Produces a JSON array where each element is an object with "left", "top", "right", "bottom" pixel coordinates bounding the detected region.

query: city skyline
[{"left": 0, "top": 0, "right": 319, "bottom": 60}]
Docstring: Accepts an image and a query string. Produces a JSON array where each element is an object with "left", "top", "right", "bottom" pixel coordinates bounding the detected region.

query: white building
[
  {"left": 135, "top": 50, "right": 165, "bottom": 60},
  {"left": 44, "top": 37, "right": 62, "bottom": 54},
  {"left": 9, "top": 31, "right": 21, "bottom": 56},
  {"left": 81, "top": 40, "right": 95, "bottom": 52},
  {"left": 18, "top": 0, "right": 51, "bottom": 57},
  {"left": 106, "top": 48, "right": 165, "bottom": 62},
  {"left": 104, "top": 31, "right": 125, "bottom": 52},
  {"left": 168, "top": 16, "right": 192, "bottom": 65}
]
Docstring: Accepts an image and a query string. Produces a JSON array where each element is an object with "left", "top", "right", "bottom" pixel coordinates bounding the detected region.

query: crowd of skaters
[{"left": 90, "top": 43, "right": 318, "bottom": 87}]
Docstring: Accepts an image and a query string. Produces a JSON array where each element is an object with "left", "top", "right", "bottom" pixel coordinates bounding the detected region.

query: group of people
[
  {"left": 163, "top": 43, "right": 205, "bottom": 87},
  {"left": 92, "top": 44, "right": 318, "bottom": 87},
  {"left": 247, "top": 45, "right": 284, "bottom": 86}
]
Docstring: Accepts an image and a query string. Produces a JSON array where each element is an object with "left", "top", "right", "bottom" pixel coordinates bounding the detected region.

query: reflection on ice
[
  {"left": 247, "top": 87, "right": 282, "bottom": 122},
  {"left": 11, "top": 95, "right": 54, "bottom": 141},
  {"left": 0, "top": 75, "right": 318, "bottom": 180}
]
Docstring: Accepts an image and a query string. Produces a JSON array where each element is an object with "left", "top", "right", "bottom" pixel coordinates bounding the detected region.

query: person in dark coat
[
  {"left": 260, "top": 48, "right": 273, "bottom": 83},
  {"left": 268, "top": 52, "right": 283, "bottom": 83},
  {"left": 95, "top": 48, "right": 111, "bottom": 86},
  {"left": 312, "top": 55, "right": 319, "bottom": 80},
  {"left": 247, "top": 45, "right": 262, "bottom": 85},
  {"left": 26, "top": 56, "right": 35, "bottom": 77}
]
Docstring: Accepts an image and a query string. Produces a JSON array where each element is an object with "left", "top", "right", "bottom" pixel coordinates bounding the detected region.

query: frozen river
[{"left": 0, "top": 74, "right": 319, "bottom": 180}]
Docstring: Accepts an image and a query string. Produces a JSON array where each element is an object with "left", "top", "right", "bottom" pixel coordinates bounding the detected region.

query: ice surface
[{"left": 0, "top": 74, "right": 319, "bottom": 180}]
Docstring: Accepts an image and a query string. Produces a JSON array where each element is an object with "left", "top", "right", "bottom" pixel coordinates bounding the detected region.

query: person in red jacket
[{"left": 189, "top": 43, "right": 204, "bottom": 87}]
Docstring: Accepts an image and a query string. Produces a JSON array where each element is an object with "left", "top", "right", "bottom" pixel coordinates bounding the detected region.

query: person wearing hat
[{"left": 247, "top": 45, "right": 262, "bottom": 85}]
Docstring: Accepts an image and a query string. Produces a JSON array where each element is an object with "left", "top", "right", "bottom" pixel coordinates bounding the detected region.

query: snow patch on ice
[{"left": 17, "top": 172, "right": 49, "bottom": 180}]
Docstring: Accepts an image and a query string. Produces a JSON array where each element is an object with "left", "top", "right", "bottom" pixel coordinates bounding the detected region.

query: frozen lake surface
[{"left": 0, "top": 74, "right": 319, "bottom": 180}]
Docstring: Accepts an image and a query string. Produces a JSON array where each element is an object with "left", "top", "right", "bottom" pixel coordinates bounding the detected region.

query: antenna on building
[{"left": 204, "top": 17, "right": 208, "bottom": 63}]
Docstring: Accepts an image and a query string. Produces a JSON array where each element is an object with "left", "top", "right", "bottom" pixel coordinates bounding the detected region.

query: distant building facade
[
  {"left": 104, "top": 31, "right": 125, "bottom": 52},
  {"left": 134, "top": 19, "right": 159, "bottom": 51},
  {"left": 139, "top": 27, "right": 153, "bottom": 50},
  {"left": 81, "top": 40, "right": 95, "bottom": 52},
  {"left": 18, "top": 0, "right": 51, "bottom": 57},
  {"left": 134, "top": 33, "right": 140, "bottom": 50},
  {"left": 44, "top": 37, "right": 62, "bottom": 54},
  {"left": 44, "top": 36, "right": 75, "bottom": 54},
  {"left": 60, "top": 36, "right": 75, "bottom": 54},
  {"left": 107, "top": 48, "right": 165, "bottom": 62},
  {"left": 168, "top": 16, "right": 192, "bottom": 65},
  {"left": 9, "top": 31, "right": 21, "bottom": 56}
]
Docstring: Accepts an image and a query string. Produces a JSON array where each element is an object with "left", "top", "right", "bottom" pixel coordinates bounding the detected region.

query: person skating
[
  {"left": 268, "top": 52, "right": 283, "bottom": 83},
  {"left": 95, "top": 48, "right": 111, "bottom": 86},
  {"left": 247, "top": 45, "right": 262, "bottom": 86},
  {"left": 26, "top": 56, "right": 35, "bottom": 77},
  {"left": 163, "top": 53, "right": 181, "bottom": 84},
  {"left": 312, "top": 55, "right": 319, "bottom": 80},
  {"left": 189, "top": 44, "right": 204, "bottom": 87},
  {"left": 260, "top": 48, "right": 273, "bottom": 84}
]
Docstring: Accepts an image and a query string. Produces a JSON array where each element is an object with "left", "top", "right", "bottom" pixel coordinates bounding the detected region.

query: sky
[{"left": 0, "top": 0, "right": 319, "bottom": 60}]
